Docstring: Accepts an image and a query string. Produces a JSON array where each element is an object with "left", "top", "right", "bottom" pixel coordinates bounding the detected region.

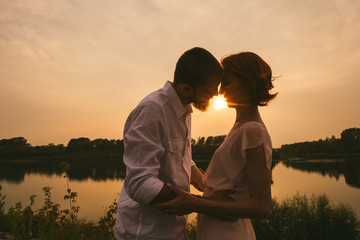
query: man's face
[{"left": 190, "top": 76, "right": 221, "bottom": 112}]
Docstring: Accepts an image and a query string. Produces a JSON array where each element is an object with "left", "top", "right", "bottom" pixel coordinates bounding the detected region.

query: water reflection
[
  {"left": 282, "top": 158, "right": 360, "bottom": 189},
  {"left": 0, "top": 160, "right": 126, "bottom": 183},
  {"left": 1, "top": 158, "right": 358, "bottom": 190},
  {"left": 1, "top": 159, "right": 359, "bottom": 221}
]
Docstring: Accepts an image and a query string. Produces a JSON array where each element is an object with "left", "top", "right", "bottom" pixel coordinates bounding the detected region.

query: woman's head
[{"left": 220, "top": 52, "right": 277, "bottom": 107}]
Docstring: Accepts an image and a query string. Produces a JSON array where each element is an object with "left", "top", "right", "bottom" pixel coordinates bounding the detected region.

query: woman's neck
[{"left": 235, "top": 105, "right": 262, "bottom": 124}]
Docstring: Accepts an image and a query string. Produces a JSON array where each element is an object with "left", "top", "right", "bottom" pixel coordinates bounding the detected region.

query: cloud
[{"left": 1, "top": 0, "right": 360, "bottom": 145}]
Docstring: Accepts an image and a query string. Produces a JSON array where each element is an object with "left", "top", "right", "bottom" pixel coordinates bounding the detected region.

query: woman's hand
[{"left": 151, "top": 184, "right": 199, "bottom": 216}]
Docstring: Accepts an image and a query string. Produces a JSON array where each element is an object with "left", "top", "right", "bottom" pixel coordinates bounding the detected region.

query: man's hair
[{"left": 174, "top": 47, "right": 223, "bottom": 88}]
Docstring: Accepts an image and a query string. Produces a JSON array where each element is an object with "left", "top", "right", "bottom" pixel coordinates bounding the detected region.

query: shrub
[
  {"left": 186, "top": 193, "right": 360, "bottom": 240},
  {"left": 252, "top": 193, "right": 360, "bottom": 240}
]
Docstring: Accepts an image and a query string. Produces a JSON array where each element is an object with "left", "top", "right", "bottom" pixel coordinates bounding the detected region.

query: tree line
[
  {"left": 276, "top": 127, "right": 360, "bottom": 159},
  {"left": 0, "top": 137, "right": 124, "bottom": 160},
  {"left": 0, "top": 127, "right": 359, "bottom": 160},
  {"left": 0, "top": 134, "right": 227, "bottom": 161}
]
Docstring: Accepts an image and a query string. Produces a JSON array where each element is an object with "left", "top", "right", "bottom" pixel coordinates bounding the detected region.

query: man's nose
[{"left": 212, "top": 87, "right": 219, "bottom": 97}]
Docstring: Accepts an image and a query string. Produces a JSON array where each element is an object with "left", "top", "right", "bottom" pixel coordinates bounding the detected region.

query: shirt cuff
[{"left": 132, "top": 177, "right": 164, "bottom": 204}]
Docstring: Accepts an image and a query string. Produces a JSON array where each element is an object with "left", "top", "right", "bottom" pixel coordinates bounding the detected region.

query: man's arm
[
  {"left": 123, "top": 102, "right": 169, "bottom": 205},
  {"left": 149, "top": 184, "right": 176, "bottom": 205}
]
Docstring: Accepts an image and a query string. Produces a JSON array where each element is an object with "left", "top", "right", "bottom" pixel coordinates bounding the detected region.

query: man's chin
[{"left": 192, "top": 102, "right": 209, "bottom": 112}]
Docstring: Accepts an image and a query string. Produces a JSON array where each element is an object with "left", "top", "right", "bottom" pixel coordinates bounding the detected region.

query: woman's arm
[
  {"left": 190, "top": 165, "right": 206, "bottom": 192},
  {"left": 197, "top": 144, "right": 271, "bottom": 218},
  {"left": 153, "top": 144, "right": 272, "bottom": 219}
]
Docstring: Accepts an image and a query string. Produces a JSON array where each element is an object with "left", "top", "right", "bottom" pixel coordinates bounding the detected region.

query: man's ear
[{"left": 182, "top": 83, "right": 194, "bottom": 97}]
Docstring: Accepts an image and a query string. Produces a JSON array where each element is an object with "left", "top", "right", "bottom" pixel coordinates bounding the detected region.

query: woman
[{"left": 154, "top": 52, "right": 277, "bottom": 239}]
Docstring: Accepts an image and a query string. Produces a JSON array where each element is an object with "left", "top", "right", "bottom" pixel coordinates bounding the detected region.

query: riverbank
[{"left": 1, "top": 185, "right": 359, "bottom": 240}]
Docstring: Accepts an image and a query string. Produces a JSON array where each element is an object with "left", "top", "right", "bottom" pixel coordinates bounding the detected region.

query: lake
[{"left": 0, "top": 158, "right": 359, "bottom": 223}]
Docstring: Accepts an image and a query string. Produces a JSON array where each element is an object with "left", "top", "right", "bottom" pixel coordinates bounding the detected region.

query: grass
[
  {"left": 1, "top": 190, "right": 359, "bottom": 240},
  {"left": 0, "top": 161, "right": 118, "bottom": 240},
  {"left": 186, "top": 193, "right": 360, "bottom": 240}
]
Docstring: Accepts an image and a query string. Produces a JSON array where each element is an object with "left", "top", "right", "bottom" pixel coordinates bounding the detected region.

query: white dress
[{"left": 197, "top": 121, "right": 272, "bottom": 240}]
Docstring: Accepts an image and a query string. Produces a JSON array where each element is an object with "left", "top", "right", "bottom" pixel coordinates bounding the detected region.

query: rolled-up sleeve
[{"left": 123, "top": 102, "right": 166, "bottom": 204}]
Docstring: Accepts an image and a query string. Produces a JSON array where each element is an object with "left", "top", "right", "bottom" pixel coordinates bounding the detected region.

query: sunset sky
[{"left": 1, "top": 0, "right": 359, "bottom": 148}]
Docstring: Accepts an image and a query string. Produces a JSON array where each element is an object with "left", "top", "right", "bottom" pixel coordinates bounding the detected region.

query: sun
[{"left": 212, "top": 95, "right": 228, "bottom": 109}]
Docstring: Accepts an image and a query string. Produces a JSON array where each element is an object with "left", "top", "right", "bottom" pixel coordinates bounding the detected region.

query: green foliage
[
  {"left": 278, "top": 127, "right": 360, "bottom": 159},
  {"left": 185, "top": 194, "right": 360, "bottom": 240},
  {"left": 67, "top": 137, "right": 93, "bottom": 153},
  {"left": 342, "top": 128, "right": 360, "bottom": 153},
  {"left": 192, "top": 135, "right": 226, "bottom": 160},
  {"left": 251, "top": 193, "right": 360, "bottom": 240},
  {"left": 0, "top": 137, "right": 124, "bottom": 160},
  {"left": 1, "top": 127, "right": 359, "bottom": 161},
  {"left": 0, "top": 164, "right": 119, "bottom": 240},
  {"left": 0, "top": 185, "right": 7, "bottom": 231},
  {"left": 0, "top": 137, "right": 31, "bottom": 158},
  {"left": 2, "top": 185, "right": 360, "bottom": 240},
  {"left": 95, "top": 195, "right": 118, "bottom": 240},
  {"left": 186, "top": 220, "right": 197, "bottom": 240}
]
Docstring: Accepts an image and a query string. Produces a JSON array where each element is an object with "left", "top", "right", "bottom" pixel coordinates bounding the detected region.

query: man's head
[{"left": 173, "top": 47, "right": 223, "bottom": 111}]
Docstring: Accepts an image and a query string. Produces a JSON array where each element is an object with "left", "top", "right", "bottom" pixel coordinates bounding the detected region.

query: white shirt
[
  {"left": 114, "top": 81, "right": 194, "bottom": 240},
  {"left": 197, "top": 121, "right": 272, "bottom": 240}
]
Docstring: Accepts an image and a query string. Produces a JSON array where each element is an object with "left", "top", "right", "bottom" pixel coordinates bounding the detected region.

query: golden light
[{"left": 212, "top": 95, "right": 228, "bottom": 109}]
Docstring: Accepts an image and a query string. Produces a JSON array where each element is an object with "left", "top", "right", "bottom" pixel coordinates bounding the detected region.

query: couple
[{"left": 114, "top": 47, "right": 277, "bottom": 240}]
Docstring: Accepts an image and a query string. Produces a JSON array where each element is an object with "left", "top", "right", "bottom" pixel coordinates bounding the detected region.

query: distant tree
[
  {"left": 213, "top": 135, "right": 226, "bottom": 146},
  {"left": 91, "top": 138, "right": 124, "bottom": 155},
  {"left": 197, "top": 137, "right": 205, "bottom": 146},
  {"left": 115, "top": 139, "right": 124, "bottom": 154},
  {"left": 0, "top": 137, "right": 30, "bottom": 147},
  {"left": 0, "top": 137, "right": 31, "bottom": 158},
  {"left": 341, "top": 128, "right": 360, "bottom": 153},
  {"left": 192, "top": 135, "right": 226, "bottom": 159},
  {"left": 67, "top": 137, "right": 92, "bottom": 153},
  {"left": 205, "top": 136, "right": 214, "bottom": 146}
]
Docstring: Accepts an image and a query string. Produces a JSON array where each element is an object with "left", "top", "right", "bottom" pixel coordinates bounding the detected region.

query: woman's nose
[{"left": 219, "top": 84, "right": 225, "bottom": 95}]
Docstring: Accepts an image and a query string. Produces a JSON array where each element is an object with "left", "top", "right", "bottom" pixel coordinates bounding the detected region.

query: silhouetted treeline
[
  {"left": 191, "top": 135, "right": 227, "bottom": 160},
  {"left": 0, "top": 137, "right": 124, "bottom": 160},
  {"left": 1, "top": 126, "right": 359, "bottom": 161},
  {"left": 276, "top": 127, "right": 360, "bottom": 159}
]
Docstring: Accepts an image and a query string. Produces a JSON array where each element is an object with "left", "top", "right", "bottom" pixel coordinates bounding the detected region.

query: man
[{"left": 114, "top": 47, "right": 223, "bottom": 239}]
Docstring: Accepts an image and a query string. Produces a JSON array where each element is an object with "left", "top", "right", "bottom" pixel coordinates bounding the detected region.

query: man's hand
[
  {"left": 152, "top": 184, "right": 197, "bottom": 216},
  {"left": 149, "top": 184, "right": 176, "bottom": 205}
]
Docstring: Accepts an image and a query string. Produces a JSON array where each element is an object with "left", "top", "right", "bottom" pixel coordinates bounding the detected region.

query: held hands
[{"left": 152, "top": 184, "right": 199, "bottom": 216}]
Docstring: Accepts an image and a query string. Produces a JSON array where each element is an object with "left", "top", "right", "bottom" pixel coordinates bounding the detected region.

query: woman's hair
[
  {"left": 174, "top": 47, "right": 223, "bottom": 88},
  {"left": 221, "top": 52, "right": 278, "bottom": 106}
]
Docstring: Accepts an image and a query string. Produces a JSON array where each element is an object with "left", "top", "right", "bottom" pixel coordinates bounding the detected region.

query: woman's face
[{"left": 220, "top": 72, "right": 251, "bottom": 108}]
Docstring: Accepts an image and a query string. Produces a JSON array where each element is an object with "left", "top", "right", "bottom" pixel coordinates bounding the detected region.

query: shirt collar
[{"left": 163, "top": 81, "right": 193, "bottom": 119}]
